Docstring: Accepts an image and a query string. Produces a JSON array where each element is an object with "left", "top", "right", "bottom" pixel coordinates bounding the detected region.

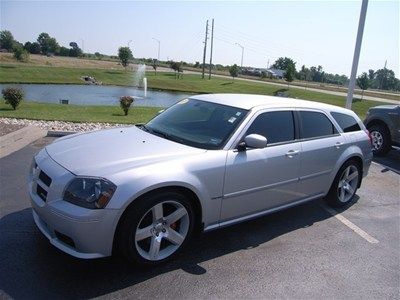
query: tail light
[{"left": 364, "top": 129, "right": 372, "bottom": 146}]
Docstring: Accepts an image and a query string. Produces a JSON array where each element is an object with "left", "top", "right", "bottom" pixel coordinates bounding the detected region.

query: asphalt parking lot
[{"left": 0, "top": 137, "right": 399, "bottom": 299}]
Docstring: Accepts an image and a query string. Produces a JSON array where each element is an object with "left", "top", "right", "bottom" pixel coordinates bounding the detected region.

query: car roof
[{"left": 188, "top": 93, "right": 352, "bottom": 114}]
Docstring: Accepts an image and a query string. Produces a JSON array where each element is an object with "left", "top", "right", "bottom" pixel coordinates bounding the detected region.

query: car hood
[
  {"left": 370, "top": 105, "right": 398, "bottom": 111},
  {"left": 45, "top": 126, "right": 205, "bottom": 176}
]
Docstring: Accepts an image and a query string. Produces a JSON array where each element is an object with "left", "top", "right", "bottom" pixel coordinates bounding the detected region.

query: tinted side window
[
  {"left": 331, "top": 112, "right": 361, "bottom": 133},
  {"left": 246, "top": 111, "right": 295, "bottom": 144},
  {"left": 299, "top": 111, "right": 337, "bottom": 139}
]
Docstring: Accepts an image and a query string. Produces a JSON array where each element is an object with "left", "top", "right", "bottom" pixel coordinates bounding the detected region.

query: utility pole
[
  {"left": 208, "top": 19, "right": 214, "bottom": 80},
  {"left": 152, "top": 38, "right": 160, "bottom": 61},
  {"left": 235, "top": 43, "right": 244, "bottom": 68},
  {"left": 346, "top": 0, "right": 368, "bottom": 109},
  {"left": 267, "top": 59, "right": 270, "bottom": 69},
  {"left": 202, "top": 20, "right": 209, "bottom": 79}
]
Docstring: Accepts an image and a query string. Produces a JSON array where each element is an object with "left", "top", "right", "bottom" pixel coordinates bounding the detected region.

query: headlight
[{"left": 63, "top": 177, "right": 117, "bottom": 209}]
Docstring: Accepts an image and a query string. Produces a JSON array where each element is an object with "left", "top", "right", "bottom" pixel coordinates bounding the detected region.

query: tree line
[
  {"left": 0, "top": 30, "right": 83, "bottom": 61},
  {"left": 265, "top": 56, "right": 399, "bottom": 92}
]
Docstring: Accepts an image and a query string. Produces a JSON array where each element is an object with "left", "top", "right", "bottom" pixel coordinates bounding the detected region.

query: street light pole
[
  {"left": 152, "top": 38, "right": 160, "bottom": 61},
  {"left": 235, "top": 43, "right": 244, "bottom": 68},
  {"left": 346, "top": 0, "right": 369, "bottom": 109}
]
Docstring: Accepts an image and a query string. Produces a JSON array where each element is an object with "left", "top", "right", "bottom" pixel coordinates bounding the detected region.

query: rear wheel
[
  {"left": 369, "top": 124, "right": 391, "bottom": 156},
  {"left": 326, "top": 160, "right": 360, "bottom": 207},
  {"left": 117, "top": 191, "right": 195, "bottom": 266}
]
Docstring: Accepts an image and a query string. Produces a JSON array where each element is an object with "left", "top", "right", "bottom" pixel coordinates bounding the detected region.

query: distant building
[{"left": 265, "top": 68, "right": 285, "bottom": 79}]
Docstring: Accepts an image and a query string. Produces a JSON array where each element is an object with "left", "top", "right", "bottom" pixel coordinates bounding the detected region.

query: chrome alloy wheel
[
  {"left": 134, "top": 200, "right": 189, "bottom": 261},
  {"left": 337, "top": 165, "right": 359, "bottom": 203},
  {"left": 370, "top": 130, "right": 383, "bottom": 151}
]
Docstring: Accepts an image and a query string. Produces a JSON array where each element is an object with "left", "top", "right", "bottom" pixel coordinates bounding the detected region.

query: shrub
[
  {"left": 119, "top": 96, "right": 134, "bottom": 116},
  {"left": 2, "top": 87, "right": 24, "bottom": 110},
  {"left": 13, "top": 44, "right": 29, "bottom": 62}
]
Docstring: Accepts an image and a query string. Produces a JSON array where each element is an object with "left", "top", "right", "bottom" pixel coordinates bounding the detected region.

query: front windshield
[{"left": 145, "top": 98, "right": 248, "bottom": 150}]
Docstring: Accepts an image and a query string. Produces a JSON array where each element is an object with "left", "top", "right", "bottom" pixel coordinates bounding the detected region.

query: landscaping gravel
[{"left": 0, "top": 117, "right": 127, "bottom": 133}]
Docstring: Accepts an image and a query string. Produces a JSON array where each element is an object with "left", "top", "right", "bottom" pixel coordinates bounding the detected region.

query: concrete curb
[
  {"left": 47, "top": 130, "right": 77, "bottom": 137},
  {"left": 0, "top": 125, "right": 47, "bottom": 159}
]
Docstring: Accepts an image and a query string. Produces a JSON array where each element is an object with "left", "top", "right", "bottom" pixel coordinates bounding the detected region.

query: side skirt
[{"left": 204, "top": 193, "right": 325, "bottom": 232}]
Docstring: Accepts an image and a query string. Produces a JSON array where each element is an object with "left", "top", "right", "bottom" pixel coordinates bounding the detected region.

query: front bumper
[{"left": 29, "top": 149, "right": 119, "bottom": 259}]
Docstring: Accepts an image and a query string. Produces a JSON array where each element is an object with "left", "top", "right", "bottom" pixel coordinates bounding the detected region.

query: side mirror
[{"left": 237, "top": 134, "right": 268, "bottom": 151}]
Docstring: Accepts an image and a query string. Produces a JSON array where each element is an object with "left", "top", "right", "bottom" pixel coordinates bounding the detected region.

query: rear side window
[
  {"left": 246, "top": 111, "right": 295, "bottom": 144},
  {"left": 299, "top": 111, "right": 337, "bottom": 139},
  {"left": 331, "top": 112, "right": 361, "bottom": 132}
]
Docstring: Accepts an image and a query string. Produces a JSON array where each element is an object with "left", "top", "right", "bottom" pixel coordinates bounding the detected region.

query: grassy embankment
[{"left": 0, "top": 64, "right": 392, "bottom": 122}]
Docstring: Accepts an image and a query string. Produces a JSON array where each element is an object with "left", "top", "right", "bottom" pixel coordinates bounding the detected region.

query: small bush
[
  {"left": 13, "top": 45, "right": 29, "bottom": 62},
  {"left": 119, "top": 96, "right": 134, "bottom": 116},
  {"left": 2, "top": 87, "right": 24, "bottom": 110}
]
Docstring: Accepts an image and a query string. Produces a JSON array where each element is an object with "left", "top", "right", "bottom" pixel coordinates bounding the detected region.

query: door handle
[
  {"left": 334, "top": 142, "right": 344, "bottom": 149},
  {"left": 285, "top": 150, "right": 300, "bottom": 157}
]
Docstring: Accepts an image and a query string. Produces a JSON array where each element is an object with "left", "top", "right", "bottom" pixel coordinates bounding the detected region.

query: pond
[{"left": 0, "top": 84, "right": 191, "bottom": 108}]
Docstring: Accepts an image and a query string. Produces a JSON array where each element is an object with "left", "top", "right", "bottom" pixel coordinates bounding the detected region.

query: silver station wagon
[{"left": 29, "top": 94, "right": 373, "bottom": 265}]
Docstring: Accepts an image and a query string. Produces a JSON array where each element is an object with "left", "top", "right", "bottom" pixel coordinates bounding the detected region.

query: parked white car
[{"left": 29, "top": 94, "right": 373, "bottom": 265}]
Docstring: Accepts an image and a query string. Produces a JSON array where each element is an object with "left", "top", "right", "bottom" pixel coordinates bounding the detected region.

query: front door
[{"left": 221, "top": 110, "right": 301, "bottom": 222}]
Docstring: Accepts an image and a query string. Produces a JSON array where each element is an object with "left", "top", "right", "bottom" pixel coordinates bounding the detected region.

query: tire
[
  {"left": 368, "top": 124, "right": 391, "bottom": 156},
  {"left": 326, "top": 160, "right": 361, "bottom": 207},
  {"left": 117, "top": 191, "right": 195, "bottom": 266}
]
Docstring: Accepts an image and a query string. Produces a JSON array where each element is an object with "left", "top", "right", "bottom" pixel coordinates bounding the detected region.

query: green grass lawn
[
  {"left": 0, "top": 101, "right": 160, "bottom": 124},
  {"left": 0, "top": 64, "right": 391, "bottom": 121}
]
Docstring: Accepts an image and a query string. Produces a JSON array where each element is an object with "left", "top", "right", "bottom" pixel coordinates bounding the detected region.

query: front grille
[
  {"left": 37, "top": 184, "right": 48, "bottom": 201},
  {"left": 39, "top": 170, "right": 52, "bottom": 187}
]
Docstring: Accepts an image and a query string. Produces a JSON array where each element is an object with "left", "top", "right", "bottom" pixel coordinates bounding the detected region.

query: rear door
[{"left": 297, "top": 110, "right": 346, "bottom": 198}]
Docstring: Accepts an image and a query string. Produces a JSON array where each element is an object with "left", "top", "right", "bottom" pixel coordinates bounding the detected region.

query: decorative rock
[{"left": 0, "top": 117, "right": 128, "bottom": 133}]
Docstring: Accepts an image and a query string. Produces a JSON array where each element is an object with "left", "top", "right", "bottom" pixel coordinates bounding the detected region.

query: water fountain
[
  {"left": 143, "top": 77, "right": 147, "bottom": 98},
  {"left": 133, "top": 64, "right": 147, "bottom": 98}
]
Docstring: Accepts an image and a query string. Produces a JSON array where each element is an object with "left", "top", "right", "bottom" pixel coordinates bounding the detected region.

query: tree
[
  {"left": 356, "top": 72, "right": 370, "bottom": 100},
  {"left": 118, "top": 46, "right": 133, "bottom": 68},
  {"left": 368, "top": 69, "right": 375, "bottom": 81},
  {"left": 284, "top": 64, "right": 295, "bottom": 88},
  {"left": 37, "top": 32, "right": 59, "bottom": 55},
  {"left": 152, "top": 59, "right": 158, "bottom": 75},
  {"left": 271, "top": 57, "right": 296, "bottom": 72},
  {"left": 2, "top": 87, "right": 24, "bottom": 110},
  {"left": 375, "top": 68, "right": 397, "bottom": 90},
  {"left": 13, "top": 44, "right": 29, "bottom": 62},
  {"left": 58, "top": 46, "right": 70, "bottom": 56},
  {"left": 69, "top": 42, "right": 83, "bottom": 57},
  {"left": 0, "top": 30, "right": 15, "bottom": 51},
  {"left": 229, "top": 64, "right": 240, "bottom": 80},
  {"left": 24, "top": 41, "right": 41, "bottom": 54},
  {"left": 170, "top": 61, "right": 183, "bottom": 78}
]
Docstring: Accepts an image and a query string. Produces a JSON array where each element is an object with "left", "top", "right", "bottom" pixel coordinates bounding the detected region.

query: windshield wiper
[{"left": 138, "top": 124, "right": 186, "bottom": 144}]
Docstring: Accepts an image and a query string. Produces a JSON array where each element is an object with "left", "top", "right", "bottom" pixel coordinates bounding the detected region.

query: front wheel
[
  {"left": 117, "top": 191, "right": 195, "bottom": 266},
  {"left": 326, "top": 160, "right": 360, "bottom": 207}
]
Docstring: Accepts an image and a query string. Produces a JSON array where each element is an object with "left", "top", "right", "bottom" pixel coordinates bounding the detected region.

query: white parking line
[{"left": 320, "top": 204, "right": 379, "bottom": 244}]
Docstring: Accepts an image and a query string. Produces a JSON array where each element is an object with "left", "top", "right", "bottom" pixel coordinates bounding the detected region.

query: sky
[{"left": 1, "top": 0, "right": 399, "bottom": 76}]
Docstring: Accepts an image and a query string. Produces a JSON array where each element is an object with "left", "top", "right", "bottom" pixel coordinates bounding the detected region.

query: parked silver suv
[{"left": 29, "top": 94, "right": 373, "bottom": 265}]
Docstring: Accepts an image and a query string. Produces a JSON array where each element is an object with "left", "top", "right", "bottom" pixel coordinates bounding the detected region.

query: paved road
[
  {"left": 0, "top": 138, "right": 399, "bottom": 299},
  {"left": 210, "top": 74, "right": 400, "bottom": 104}
]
